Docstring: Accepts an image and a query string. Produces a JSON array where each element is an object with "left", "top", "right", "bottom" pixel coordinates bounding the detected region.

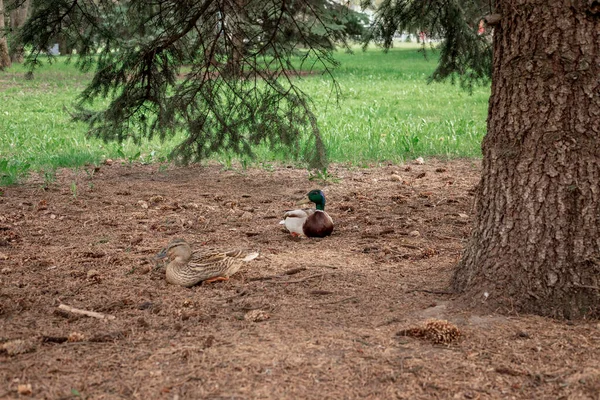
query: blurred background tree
[
  {"left": 0, "top": 0, "right": 10, "bottom": 68},
  {"left": 13, "top": 0, "right": 366, "bottom": 168}
]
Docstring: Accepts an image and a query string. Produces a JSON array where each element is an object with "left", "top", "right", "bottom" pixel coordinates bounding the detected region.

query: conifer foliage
[{"left": 17, "top": 0, "right": 363, "bottom": 167}]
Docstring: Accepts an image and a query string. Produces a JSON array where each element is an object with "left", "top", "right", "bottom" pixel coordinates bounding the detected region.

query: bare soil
[{"left": 1, "top": 159, "right": 599, "bottom": 399}]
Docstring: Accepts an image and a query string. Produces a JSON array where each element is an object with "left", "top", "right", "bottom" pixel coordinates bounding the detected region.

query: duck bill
[
  {"left": 155, "top": 249, "right": 168, "bottom": 260},
  {"left": 296, "top": 198, "right": 312, "bottom": 206}
]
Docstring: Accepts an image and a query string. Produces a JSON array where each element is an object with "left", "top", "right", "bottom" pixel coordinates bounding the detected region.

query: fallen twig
[
  {"left": 58, "top": 304, "right": 116, "bottom": 320},
  {"left": 313, "top": 264, "right": 338, "bottom": 269},
  {"left": 267, "top": 272, "right": 327, "bottom": 284},
  {"left": 41, "top": 335, "right": 68, "bottom": 344},
  {"left": 397, "top": 244, "right": 421, "bottom": 250},
  {"left": 247, "top": 267, "right": 310, "bottom": 282},
  {"left": 377, "top": 317, "right": 402, "bottom": 327},
  {"left": 320, "top": 296, "right": 359, "bottom": 305},
  {"left": 405, "top": 288, "right": 455, "bottom": 295},
  {"left": 573, "top": 284, "right": 600, "bottom": 291},
  {"left": 88, "top": 331, "right": 126, "bottom": 342},
  {"left": 248, "top": 275, "right": 279, "bottom": 282},
  {"left": 219, "top": 289, "right": 249, "bottom": 302},
  {"left": 310, "top": 290, "right": 333, "bottom": 295},
  {"left": 434, "top": 198, "right": 446, "bottom": 207},
  {"left": 495, "top": 366, "right": 528, "bottom": 376},
  {"left": 283, "top": 267, "right": 307, "bottom": 275}
]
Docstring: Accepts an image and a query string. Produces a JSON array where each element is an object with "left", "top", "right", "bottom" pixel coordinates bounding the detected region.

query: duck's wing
[
  {"left": 279, "top": 209, "right": 312, "bottom": 236},
  {"left": 280, "top": 209, "right": 310, "bottom": 221},
  {"left": 221, "top": 249, "right": 259, "bottom": 261},
  {"left": 189, "top": 249, "right": 257, "bottom": 267},
  {"left": 186, "top": 249, "right": 258, "bottom": 278}
]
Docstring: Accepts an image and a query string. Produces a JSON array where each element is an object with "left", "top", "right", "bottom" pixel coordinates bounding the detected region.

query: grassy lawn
[
  {"left": 299, "top": 45, "right": 489, "bottom": 164},
  {"left": 0, "top": 43, "right": 489, "bottom": 185}
]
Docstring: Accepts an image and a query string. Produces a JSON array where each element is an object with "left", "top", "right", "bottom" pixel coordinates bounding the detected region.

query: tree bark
[
  {"left": 0, "top": 0, "right": 11, "bottom": 69},
  {"left": 57, "top": 33, "right": 73, "bottom": 56},
  {"left": 224, "top": 0, "right": 247, "bottom": 77},
  {"left": 452, "top": 0, "right": 600, "bottom": 319},
  {"left": 9, "top": 0, "right": 29, "bottom": 63}
]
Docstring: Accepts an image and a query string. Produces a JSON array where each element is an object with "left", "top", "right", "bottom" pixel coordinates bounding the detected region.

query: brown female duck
[{"left": 156, "top": 239, "right": 259, "bottom": 287}]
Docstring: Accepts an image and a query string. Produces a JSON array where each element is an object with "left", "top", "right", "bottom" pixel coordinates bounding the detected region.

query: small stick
[
  {"left": 267, "top": 273, "right": 327, "bottom": 284},
  {"left": 247, "top": 267, "right": 308, "bottom": 282},
  {"left": 377, "top": 317, "right": 402, "bottom": 327},
  {"left": 397, "top": 244, "right": 421, "bottom": 250},
  {"left": 248, "top": 275, "right": 279, "bottom": 282},
  {"left": 313, "top": 264, "right": 338, "bottom": 270},
  {"left": 434, "top": 197, "right": 448, "bottom": 206},
  {"left": 405, "top": 289, "right": 455, "bottom": 295},
  {"left": 219, "top": 289, "right": 249, "bottom": 302},
  {"left": 41, "top": 335, "right": 68, "bottom": 344},
  {"left": 283, "top": 267, "right": 307, "bottom": 275},
  {"left": 320, "top": 296, "right": 358, "bottom": 305},
  {"left": 574, "top": 284, "right": 600, "bottom": 291},
  {"left": 310, "top": 290, "right": 333, "bottom": 295},
  {"left": 58, "top": 304, "right": 116, "bottom": 320},
  {"left": 495, "top": 366, "right": 526, "bottom": 376}
]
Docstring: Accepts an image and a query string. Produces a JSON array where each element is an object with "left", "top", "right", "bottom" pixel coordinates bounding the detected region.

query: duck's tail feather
[{"left": 243, "top": 252, "right": 260, "bottom": 262}]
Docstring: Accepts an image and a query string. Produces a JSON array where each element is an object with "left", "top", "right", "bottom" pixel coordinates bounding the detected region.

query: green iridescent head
[{"left": 297, "top": 189, "right": 326, "bottom": 211}]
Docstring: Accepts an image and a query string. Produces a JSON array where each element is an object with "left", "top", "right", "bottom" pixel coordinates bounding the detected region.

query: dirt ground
[{"left": 1, "top": 159, "right": 599, "bottom": 399}]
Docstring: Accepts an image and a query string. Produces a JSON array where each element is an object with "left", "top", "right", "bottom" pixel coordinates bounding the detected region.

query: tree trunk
[
  {"left": 452, "top": 0, "right": 600, "bottom": 319},
  {"left": 9, "top": 0, "right": 29, "bottom": 63},
  {"left": 57, "top": 33, "right": 73, "bottom": 56},
  {"left": 0, "top": 0, "right": 11, "bottom": 69},
  {"left": 224, "top": 0, "right": 246, "bottom": 77}
]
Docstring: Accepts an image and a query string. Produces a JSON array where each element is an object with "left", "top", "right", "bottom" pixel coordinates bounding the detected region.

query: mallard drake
[
  {"left": 280, "top": 189, "right": 334, "bottom": 238},
  {"left": 156, "top": 239, "right": 259, "bottom": 287}
]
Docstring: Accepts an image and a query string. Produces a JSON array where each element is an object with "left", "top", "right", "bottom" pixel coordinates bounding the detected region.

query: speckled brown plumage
[{"left": 156, "top": 239, "right": 259, "bottom": 287}]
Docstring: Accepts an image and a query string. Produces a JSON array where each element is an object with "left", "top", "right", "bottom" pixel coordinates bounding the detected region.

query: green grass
[
  {"left": 0, "top": 43, "right": 489, "bottom": 185},
  {"left": 298, "top": 45, "right": 488, "bottom": 164}
]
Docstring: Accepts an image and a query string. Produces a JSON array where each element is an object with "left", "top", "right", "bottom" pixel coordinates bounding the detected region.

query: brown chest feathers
[{"left": 303, "top": 210, "right": 334, "bottom": 237}]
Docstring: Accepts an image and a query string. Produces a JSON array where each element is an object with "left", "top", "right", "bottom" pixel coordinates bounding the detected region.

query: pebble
[
  {"left": 87, "top": 269, "right": 100, "bottom": 279},
  {"left": 239, "top": 211, "right": 253, "bottom": 222},
  {"left": 244, "top": 309, "right": 270, "bottom": 322},
  {"left": 18, "top": 384, "right": 33, "bottom": 396}
]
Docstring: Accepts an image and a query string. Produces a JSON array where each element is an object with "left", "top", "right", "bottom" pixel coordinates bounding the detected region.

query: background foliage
[
  {"left": 14, "top": 0, "right": 371, "bottom": 169},
  {"left": 0, "top": 44, "right": 489, "bottom": 185}
]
